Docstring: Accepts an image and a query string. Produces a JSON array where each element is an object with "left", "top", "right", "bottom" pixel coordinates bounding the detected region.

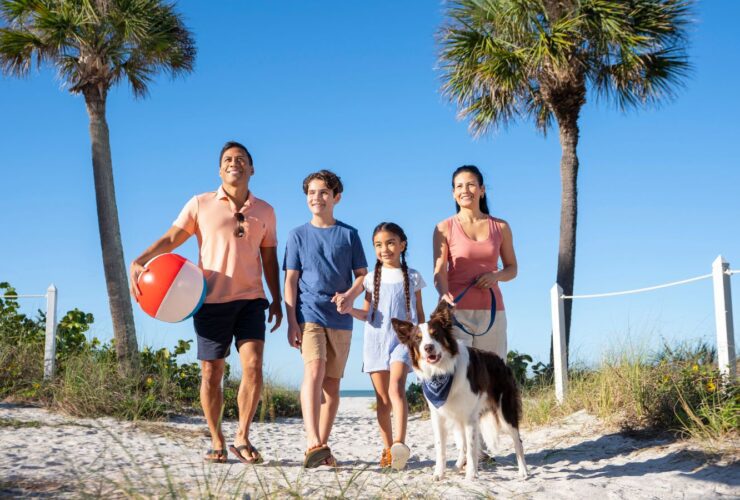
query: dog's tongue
[{"left": 427, "top": 353, "right": 440, "bottom": 363}]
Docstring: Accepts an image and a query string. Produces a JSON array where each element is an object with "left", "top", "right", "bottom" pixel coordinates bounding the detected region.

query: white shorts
[{"left": 451, "top": 309, "right": 507, "bottom": 358}]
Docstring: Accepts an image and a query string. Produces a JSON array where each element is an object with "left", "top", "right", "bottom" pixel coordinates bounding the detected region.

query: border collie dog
[{"left": 392, "top": 303, "right": 528, "bottom": 481}]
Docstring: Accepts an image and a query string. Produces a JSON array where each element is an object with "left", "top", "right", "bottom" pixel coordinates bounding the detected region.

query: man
[{"left": 130, "top": 141, "right": 281, "bottom": 464}]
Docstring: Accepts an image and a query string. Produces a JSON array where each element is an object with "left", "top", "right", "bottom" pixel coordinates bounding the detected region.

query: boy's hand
[
  {"left": 331, "top": 292, "right": 352, "bottom": 314},
  {"left": 287, "top": 321, "right": 302, "bottom": 348}
]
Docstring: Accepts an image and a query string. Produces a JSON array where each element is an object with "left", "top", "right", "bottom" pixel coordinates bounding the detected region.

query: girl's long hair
[
  {"left": 371, "top": 222, "right": 411, "bottom": 323},
  {"left": 452, "top": 165, "right": 490, "bottom": 214}
]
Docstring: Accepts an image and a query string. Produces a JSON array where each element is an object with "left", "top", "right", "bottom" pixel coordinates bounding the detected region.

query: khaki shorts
[
  {"left": 451, "top": 310, "right": 507, "bottom": 358},
  {"left": 300, "top": 322, "right": 352, "bottom": 379}
]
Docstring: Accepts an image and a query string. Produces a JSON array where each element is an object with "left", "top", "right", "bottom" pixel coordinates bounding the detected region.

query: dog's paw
[
  {"left": 465, "top": 471, "right": 477, "bottom": 482},
  {"left": 433, "top": 469, "right": 445, "bottom": 481},
  {"left": 454, "top": 459, "right": 465, "bottom": 472},
  {"left": 518, "top": 466, "right": 529, "bottom": 479}
]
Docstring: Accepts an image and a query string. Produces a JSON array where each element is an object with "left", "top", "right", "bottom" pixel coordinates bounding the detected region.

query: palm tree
[
  {"left": 0, "top": 0, "right": 196, "bottom": 369},
  {"left": 438, "top": 0, "right": 690, "bottom": 365}
]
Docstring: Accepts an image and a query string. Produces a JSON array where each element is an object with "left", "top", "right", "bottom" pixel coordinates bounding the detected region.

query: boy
[{"left": 283, "top": 170, "right": 367, "bottom": 468}]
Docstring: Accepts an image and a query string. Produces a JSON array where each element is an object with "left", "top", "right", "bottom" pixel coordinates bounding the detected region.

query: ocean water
[{"left": 339, "top": 390, "right": 375, "bottom": 397}]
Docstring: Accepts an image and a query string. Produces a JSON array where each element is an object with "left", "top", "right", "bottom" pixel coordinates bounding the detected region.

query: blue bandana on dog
[{"left": 421, "top": 374, "right": 453, "bottom": 408}]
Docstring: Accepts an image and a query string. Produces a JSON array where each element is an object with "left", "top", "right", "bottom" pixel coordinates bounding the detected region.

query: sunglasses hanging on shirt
[{"left": 234, "top": 213, "right": 245, "bottom": 238}]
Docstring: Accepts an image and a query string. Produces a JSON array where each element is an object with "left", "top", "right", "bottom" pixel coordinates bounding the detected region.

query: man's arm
[
  {"left": 260, "top": 246, "right": 283, "bottom": 332},
  {"left": 284, "top": 269, "right": 302, "bottom": 348},
  {"left": 129, "top": 225, "right": 191, "bottom": 297}
]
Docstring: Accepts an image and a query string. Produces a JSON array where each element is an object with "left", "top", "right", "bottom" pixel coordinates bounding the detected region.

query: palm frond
[
  {"left": 438, "top": 0, "right": 692, "bottom": 135},
  {"left": 0, "top": 0, "right": 195, "bottom": 97},
  {"left": 594, "top": 47, "right": 689, "bottom": 109},
  {"left": 0, "top": 27, "right": 44, "bottom": 75}
]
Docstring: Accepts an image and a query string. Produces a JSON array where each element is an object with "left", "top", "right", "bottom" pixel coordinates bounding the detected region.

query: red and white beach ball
[{"left": 137, "top": 253, "right": 206, "bottom": 323}]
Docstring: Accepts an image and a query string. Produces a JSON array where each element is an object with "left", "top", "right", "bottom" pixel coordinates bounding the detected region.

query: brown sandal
[
  {"left": 203, "top": 448, "right": 228, "bottom": 463},
  {"left": 303, "top": 444, "right": 332, "bottom": 468},
  {"left": 229, "top": 444, "right": 264, "bottom": 465}
]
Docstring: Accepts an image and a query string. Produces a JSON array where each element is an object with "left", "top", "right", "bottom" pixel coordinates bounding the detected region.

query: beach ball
[{"left": 137, "top": 253, "right": 206, "bottom": 323}]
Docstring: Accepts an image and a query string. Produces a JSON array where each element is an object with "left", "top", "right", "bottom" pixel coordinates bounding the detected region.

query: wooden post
[
  {"left": 550, "top": 284, "right": 568, "bottom": 403},
  {"left": 712, "top": 256, "right": 735, "bottom": 379},
  {"left": 44, "top": 284, "right": 58, "bottom": 380}
]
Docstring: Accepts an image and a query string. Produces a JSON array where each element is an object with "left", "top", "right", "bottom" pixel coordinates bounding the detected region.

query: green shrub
[
  {"left": 222, "top": 379, "right": 302, "bottom": 421},
  {"left": 1, "top": 280, "right": 301, "bottom": 421},
  {"left": 406, "top": 381, "right": 428, "bottom": 415}
]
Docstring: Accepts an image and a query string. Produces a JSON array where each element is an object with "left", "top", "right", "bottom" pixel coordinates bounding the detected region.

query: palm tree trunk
[
  {"left": 556, "top": 111, "right": 579, "bottom": 357},
  {"left": 84, "top": 90, "right": 139, "bottom": 370},
  {"left": 547, "top": 99, "right": 582, "bottom": 370}
]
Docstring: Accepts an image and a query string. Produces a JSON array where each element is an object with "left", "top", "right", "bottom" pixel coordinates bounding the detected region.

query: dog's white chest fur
[{"left": 430, "top": 352, "right": 483, "bottom": 420}]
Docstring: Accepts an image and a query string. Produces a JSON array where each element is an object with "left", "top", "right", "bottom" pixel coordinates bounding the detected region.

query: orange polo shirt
[{"left": 174, "top": 186, "right": 277, "bottom": 303}]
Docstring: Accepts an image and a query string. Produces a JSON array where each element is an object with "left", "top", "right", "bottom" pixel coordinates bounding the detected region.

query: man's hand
[
  {"left": 129, "top": 261, "right": 147, "bottom": 299},
  {"left": 268, "top": 300, "right": 283, "bottom": 332},
  {"left": 287, "top": 321, "right": 302, "bottom": 348}
]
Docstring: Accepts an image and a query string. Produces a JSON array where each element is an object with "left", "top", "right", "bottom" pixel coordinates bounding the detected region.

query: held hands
[
  {"left": 475, "top": 271, "right": 499, "bottom": 289},
  {"left": 331, "top": 292, "right": 353, "bottom": 314},
  {"left": 287, "top": 320, "right": 302, "bottom": 349},
  {"left": 268, "top": 300, "right": 283, "bottom": 333}
]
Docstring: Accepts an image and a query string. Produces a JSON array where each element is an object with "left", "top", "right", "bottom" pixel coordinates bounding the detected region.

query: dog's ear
[
  {"left": 391, "top": 318, "right": 417, "bottom": 345},
  {"left": 430, "top": 301, "right": 453, "bottom": 329}
]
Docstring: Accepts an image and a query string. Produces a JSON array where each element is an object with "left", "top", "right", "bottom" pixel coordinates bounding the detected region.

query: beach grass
[
  {"left": 2, "top": 286, "right": 736, "bottom": 446},
  {"left": 519, "top": 341, "right": 739, "bottom": 448}
]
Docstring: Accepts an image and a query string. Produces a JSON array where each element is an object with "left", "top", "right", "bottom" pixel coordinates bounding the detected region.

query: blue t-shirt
[{"left": 283, "top": 221, "right": 368, "bottom": 330}]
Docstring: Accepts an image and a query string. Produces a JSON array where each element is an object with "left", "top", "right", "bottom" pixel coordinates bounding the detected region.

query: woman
[{"left": 433, "top": 165, "right": 517, "bottom": 358}]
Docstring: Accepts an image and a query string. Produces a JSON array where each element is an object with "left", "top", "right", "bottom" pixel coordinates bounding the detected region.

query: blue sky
[{"left": 1, "top": 1, "right": 738, "bottom": 390}]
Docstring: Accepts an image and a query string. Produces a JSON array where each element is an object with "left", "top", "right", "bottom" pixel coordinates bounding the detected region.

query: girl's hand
[
  {"left": 331, "top": 292, "right": 352, "bottom": 314},
  {"left": 439, "top": 292, "right": 456, "bottom": 306},
  {"left": 475, "top": 272, "right": 499, "bottom": 289}
]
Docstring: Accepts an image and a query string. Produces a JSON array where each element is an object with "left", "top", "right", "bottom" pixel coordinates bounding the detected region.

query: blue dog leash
[{"left": 451, "top": 278, "right": 497, "bottom": 337}]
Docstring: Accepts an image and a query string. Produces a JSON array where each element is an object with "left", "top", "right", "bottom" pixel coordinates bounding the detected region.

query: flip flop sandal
[
  {"left": 390, "top": 442, "right": 410, "bottom": 470},
  {"left": 229, "top": 444, "right": 264, "bottom": 465},
  {"left": 203, "top": 448, "right": 228, "bottom": 463},
  {"left": 303, "top": 445, "right": 332, "bottom": 468}
]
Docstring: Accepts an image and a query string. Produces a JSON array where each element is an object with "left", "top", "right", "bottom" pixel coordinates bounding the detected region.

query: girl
[{"left": 346, "top": 222, "right": 425, "bottom": 470}]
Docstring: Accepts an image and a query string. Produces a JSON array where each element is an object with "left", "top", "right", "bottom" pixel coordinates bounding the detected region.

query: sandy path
[{"left": 1, "top": 398, "right": 737, "bottom": 498}]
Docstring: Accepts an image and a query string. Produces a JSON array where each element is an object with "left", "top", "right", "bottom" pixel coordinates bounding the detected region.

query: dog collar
[{"left": 421, "top": 373, "right": 453, "bottom": 408}]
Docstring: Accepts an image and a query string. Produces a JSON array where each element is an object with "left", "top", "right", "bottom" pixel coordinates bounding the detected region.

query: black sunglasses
[{"left": 234, "top": 213, "right": 245, "bottom": 238}]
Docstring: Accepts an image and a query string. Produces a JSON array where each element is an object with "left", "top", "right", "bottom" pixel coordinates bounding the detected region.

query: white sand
[{"left": 1, "top": 398, "right": 737, "bottom": 498}]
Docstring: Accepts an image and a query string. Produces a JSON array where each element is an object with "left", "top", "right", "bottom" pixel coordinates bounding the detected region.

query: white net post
[
  {"left": 550, "top": 284, "right": 568, "bottom": 403},
  {"left": 44, "top": 284, "right": 58, "bottom": 380},
  {"left": 712, "top": 256, "right": 735, "bottom": 380}
]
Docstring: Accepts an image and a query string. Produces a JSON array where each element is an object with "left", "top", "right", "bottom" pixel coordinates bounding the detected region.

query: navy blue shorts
[{"left": 193, "top": 298, "right": 269, "bottom": 360}]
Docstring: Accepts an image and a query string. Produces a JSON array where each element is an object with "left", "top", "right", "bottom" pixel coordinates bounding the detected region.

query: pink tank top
[{"left": 446, "top": 215, "right": 505, "bottom": 311}]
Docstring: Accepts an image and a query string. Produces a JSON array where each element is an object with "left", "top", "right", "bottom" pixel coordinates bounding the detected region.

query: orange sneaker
[{"left": 380, "top": 448, "right": 392, "bottom": 468}]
